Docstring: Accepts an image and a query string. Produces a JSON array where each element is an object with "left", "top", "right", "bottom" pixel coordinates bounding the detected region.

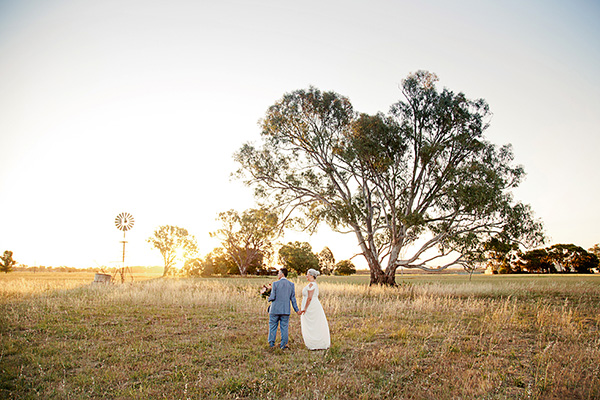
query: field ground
[{"left": 1, "top": 272, "right": 599, "bottom": 399}]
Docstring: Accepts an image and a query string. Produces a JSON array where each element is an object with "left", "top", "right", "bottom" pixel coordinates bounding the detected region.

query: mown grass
[{"left": 1, "top": 272, "right": 599, "bottom": 399}]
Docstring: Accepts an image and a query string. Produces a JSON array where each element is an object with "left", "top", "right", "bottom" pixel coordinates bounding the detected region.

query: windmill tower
[{"left": 114, "top": 212, "right": 134, "bottom": 283}]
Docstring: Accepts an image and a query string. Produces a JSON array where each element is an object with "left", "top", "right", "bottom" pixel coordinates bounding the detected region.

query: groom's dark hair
[{"left": 280, "top": 268, "right": 288, "bottom": 277}]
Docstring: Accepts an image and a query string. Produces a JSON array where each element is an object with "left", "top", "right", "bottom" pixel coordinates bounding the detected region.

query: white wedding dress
[{"left": 300, "top": 282, "right": 330, "bottom": 350}]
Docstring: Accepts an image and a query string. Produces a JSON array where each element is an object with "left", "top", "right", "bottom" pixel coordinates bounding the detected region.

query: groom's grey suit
[{"left": 268, "top": 277, "right": 299, "bottom": 348}]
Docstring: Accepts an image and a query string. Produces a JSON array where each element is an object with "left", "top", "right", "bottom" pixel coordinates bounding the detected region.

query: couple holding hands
[{"left": 267, "top": 268, "right": 330, "bottom": 350}]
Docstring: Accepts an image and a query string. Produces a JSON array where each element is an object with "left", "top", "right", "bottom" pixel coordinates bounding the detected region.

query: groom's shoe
[{"left": 281, "top": 346, "right": 290, "bottom": 351}]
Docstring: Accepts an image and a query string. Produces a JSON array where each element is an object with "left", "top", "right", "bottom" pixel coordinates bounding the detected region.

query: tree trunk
[
  {"left": 367, "top": 259, "right": 397, "bottom": 286},
  {"left": 370, "top": 271, "right": 397, "bottom": 286},
  {"left": 356, "top": 229, "right": 398, "bottom": 286}
]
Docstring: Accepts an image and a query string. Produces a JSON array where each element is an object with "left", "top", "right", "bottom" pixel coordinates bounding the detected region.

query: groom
[{"left": 267, "top": 268, "right": 300, "bottom": 349}]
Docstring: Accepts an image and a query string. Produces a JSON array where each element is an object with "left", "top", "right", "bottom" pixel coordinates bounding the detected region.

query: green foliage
[
  {"left": 278, "top": 241, "right": 319, "bottom": 275},
  {"left": 202, "top": 247, "right": 239, "bottom": 276},
  {"left": 183, "top": 247, "right": 272, "bottom": 278},
  {"left": 317, "top": 247, "right": 336, "bottom": 275},
  {"left": 483, "top": 238, "right": 521, "bottom": 274},
  {"left": 147, "top": 225, "right": 198, "bottom": 276},
  {"left": 0, "top": 251, "right": 16, "bottom": 273},
  {"left": 334, "top": 260, "right": 356, "bottom": 276},
  {"left": 513, "top": 248, "right": 553, "bottom": 273},
  {"left": 182, "top": 258, "right": 203, "bottom": 277},
  {"left": 589, "top": 244, "right": 600, "bottom": 258},
  {"left": 508, "top": 244, "right": 599, "bottom": 274},
  {"left": 545, "top": 244, "right": 598, "bottom": 273},
  {"left": 589, "top": 244, "right": 600, "bottom": 272},
  {"left": 211, "top": 208, "right": 279, "bottom": 275},
  {"left": 235, "top": 72, "right": 544, "bottom": 284}
]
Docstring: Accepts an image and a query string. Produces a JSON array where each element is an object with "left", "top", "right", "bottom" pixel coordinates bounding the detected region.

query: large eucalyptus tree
[{"left": 235, "top": 71, "right": 544, "bottom": 285}]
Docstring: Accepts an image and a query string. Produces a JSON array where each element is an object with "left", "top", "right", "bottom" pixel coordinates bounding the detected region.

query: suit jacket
[{"left": 268, "top": 277, "right": 299, "bottom": 315}]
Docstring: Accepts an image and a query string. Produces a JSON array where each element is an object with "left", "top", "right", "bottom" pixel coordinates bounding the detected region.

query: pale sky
[{"left": 0, "top": 0, "right": 598, "bottom": 269}]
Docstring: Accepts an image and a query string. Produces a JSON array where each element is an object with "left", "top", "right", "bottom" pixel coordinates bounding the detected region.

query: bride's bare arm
[{"left": 301, "top": 287, "right": 315, "bottom": 314}]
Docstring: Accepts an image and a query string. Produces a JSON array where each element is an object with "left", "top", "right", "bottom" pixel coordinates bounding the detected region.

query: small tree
[
  {"left": 0, "top": 250, "right": 16, "bottom": 273},
  {"left": 334, "top": 260, "right": 356, "bottom": 276},
  {"left": 278, "top": 241, "right": 319, "bottom": 275},
  {"left": 147, "top": 225, "right": 198, "bottom": 276},
  {"left": 211, "top": 208, "right": 280, "bottom": 276},
  {"left": 206, "top": 247, "right": 239, "bottom": 275},
  {"left": 317, "top": 247, "right": 336, "bottom": 275}
]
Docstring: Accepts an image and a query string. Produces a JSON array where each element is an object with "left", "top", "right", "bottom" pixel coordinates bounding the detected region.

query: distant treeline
[{"left": 487, "top": 243, "right": 599, "bottom": 274}]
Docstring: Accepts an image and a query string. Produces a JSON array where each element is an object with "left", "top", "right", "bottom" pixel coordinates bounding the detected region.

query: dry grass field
[{"left": 1, "top": 272, "right": 599, "bottom": 399}]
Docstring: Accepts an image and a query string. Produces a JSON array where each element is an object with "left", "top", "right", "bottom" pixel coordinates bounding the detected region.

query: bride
[{"left": 299, "top": 268, "right": 330, "bottom": 350}]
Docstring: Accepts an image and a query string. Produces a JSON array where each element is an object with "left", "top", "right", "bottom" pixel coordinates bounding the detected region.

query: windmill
[{"left": 114, "top": 212, "right": 134, "bottom": 283}]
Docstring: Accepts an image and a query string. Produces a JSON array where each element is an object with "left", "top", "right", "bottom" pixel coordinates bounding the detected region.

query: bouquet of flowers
[{"left": 259, "top": 283, "right": 272, "bottom": 299}]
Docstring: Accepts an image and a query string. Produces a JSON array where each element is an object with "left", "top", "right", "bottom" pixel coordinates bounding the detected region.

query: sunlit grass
[
  {"left": 1, "top": 272, "right": 599, "bottom": 399},
  {"left": 0, "top": 272, "right": 160, "bottom": 302}
]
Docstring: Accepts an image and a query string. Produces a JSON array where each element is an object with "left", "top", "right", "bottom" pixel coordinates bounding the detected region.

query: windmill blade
[{"left": 115, "top": 212, "right": 135, "bottom": 231}]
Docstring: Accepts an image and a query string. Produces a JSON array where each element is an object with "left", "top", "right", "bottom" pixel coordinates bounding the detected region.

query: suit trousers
[{"left": 268, "top": 314, "right": 290, "bottom": 348}]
